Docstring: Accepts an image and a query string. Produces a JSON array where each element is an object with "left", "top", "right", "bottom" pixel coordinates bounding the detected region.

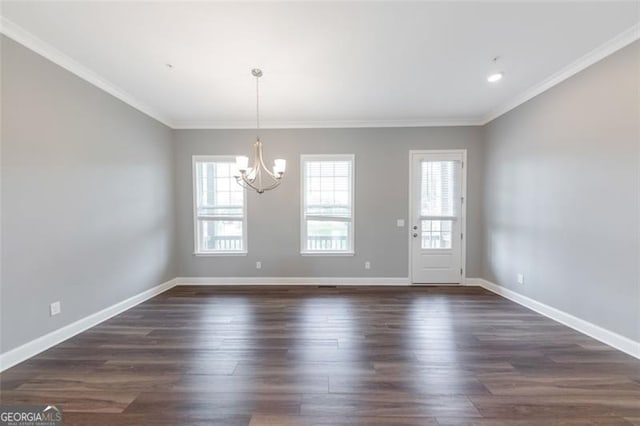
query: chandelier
[{"left": 234, "top": 68, "right": 286, "bottom": 194}]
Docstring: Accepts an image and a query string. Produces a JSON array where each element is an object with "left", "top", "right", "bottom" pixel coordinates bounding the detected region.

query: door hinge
[
  {"left": 461, "top": 196, "right": 464, "bottom": 204},
  {"left": 460, "top": 268, "right": 463, "bottom": 275},
  {"left": 461, "top": 232, "right": 464, "bottom": 240}
]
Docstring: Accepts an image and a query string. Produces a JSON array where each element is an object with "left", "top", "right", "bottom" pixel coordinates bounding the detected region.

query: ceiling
[{"left": 1, "top": 1, "right": 638, "bottom": 128}]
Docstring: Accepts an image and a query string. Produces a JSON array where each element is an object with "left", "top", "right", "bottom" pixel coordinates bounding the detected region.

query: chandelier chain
[{"left": 256, "top": 74, "right": 260, "bottom": 135}]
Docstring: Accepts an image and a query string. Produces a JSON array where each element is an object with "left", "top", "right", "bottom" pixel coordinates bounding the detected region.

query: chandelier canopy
[{"left": 234, "top": 68, "right": 286, "bottom": 194}]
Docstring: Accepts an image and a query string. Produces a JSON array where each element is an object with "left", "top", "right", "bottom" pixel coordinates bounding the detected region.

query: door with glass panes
[{"left": 410, "top": 151, "right": 465, "bottom": 283}]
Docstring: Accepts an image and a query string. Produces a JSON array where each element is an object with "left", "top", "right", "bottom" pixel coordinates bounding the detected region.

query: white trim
[
  {"left": 475, "top": 278, "right": 640, "bottom": 360},
  {"left": 0, "top": 16, "right": 480, "bottom": 130},
  {"left": 300, "top": 252, "right": 355, "bottom": 257},
  {"left": 175, "top": 276, "right": 409, "bottom": 286},
  {"left": 3, "top": 16, "right": 637, "bottom": 130},
  {"left": 2, "top": 275, "right": 637, "bottom": 373},
  {"left": 193, "top": 252, "right": 247, "bottom": 257},
  {"left": 482, "top": 23, "right": 640, "bottom": 124},
  {"left": 0, "top": 278, "right": 177, "bottom": 372},
  {"left": 463, "top": 277, "right": 484, "bottom": 286},
  {"left": 408, "top": 149, "right": 467, "bottom": 284},
  {"left": 172, "top": 118, "right": 482, "bottom": 130},
  {"left": 0, "top": 16, "right": 173, "bottom": 128}
]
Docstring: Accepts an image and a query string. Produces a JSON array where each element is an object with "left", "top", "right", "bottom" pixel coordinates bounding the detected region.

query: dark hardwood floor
[{"left": 1, "top": 286, "right": 639, "bottom": 425}]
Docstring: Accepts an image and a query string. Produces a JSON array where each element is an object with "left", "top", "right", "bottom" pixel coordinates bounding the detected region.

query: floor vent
[{"left": 317, "top": 285, "right": 338, "bottom": 288}]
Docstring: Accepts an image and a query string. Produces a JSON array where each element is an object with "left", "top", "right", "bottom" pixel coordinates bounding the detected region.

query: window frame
[
  {"left": 192, "top": 155, "right": 248, "bottom": 256},
  {"left": 300, "top": 154, "right": 355, "bottom": 256}
]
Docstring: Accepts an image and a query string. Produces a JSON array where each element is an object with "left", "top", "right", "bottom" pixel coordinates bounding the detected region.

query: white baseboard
[
  {"left": 463, "top": 277, "right": 484, "bottom": 286},
  {"left": 3, "top": 276, "right": 636, "bottom": 372},
  {"left": 476, "top": 278, "right": 640, "bottom": 360},
  {"left": 175, "top": 276, "right": 410, "bottom": 286},
  {"left": 0, "top": 278, "right": 177, "bottom": 372},
  {"left": 176, "top": 277, "right": 486, "bottom": 286}
]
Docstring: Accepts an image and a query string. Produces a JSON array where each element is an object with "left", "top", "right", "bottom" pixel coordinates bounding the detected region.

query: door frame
[{"left": 408, "top": 149, "right": 468, "bottom": 285}]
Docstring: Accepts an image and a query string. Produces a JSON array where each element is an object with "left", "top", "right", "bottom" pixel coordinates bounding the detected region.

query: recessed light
[
  {"left": 165, "top": 63, "right": 173, "bottom": 69},
  {"left": 487, "top": 72, "right": 503, "bottom": 83}
]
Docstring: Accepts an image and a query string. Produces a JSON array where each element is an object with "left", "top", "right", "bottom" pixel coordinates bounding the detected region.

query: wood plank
[{"left": 0, "top": 285, "right": 638, "bottom": 423}]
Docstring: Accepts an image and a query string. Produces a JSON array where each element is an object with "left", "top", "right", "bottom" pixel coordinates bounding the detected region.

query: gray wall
[
  {"left": 174, "top": 127, "right": 483, "bottom": 278},
  {"left": 3, "top": 27, "right": 638, "bottom": 355},
  {"left": 0, "top": 36, "right": 177, "bottom": 352},
  {"left": 481, "top": 41, "right": 640, "bottom": 341}
]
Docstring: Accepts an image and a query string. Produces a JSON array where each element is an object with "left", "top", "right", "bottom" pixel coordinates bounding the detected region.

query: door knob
[
  {"left": 413, "top": 225, "right": 418, "bottom": 230},
  {"left": 413, "top": 233, "right": 418, "bottom": 238}
]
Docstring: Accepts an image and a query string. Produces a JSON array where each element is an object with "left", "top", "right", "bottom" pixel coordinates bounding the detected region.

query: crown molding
[
  {"left": 482, "top": 23, "right": 640, "bottom": 125},
  {"left": 0, "top": 16, "right": 174, "bottom": 128},
  {"left": 0, "top": 15, "right": 480, "bottom": 130},
  {"left": 171, "top": 118, "right": 484, "bottom": 130},
  {"left": 2, "top": 15, "right": 637, "bottom": 130}
]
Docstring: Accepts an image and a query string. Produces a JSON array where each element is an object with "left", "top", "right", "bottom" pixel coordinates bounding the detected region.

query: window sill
[
  {"left": 300, "top": 251, "right": 355, "bottom": 257},
  {"left": 194, "top": 252, "right": 248, "bottom": 257}
]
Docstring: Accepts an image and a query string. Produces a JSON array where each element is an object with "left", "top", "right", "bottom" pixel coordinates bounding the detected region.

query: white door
[{"left": 410, "top": 151, "right": 465, "bottom": 284}]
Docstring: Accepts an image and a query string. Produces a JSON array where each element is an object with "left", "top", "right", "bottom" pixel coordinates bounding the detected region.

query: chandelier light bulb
[
  {"left": 246, "top": 167, "right": 255, "bottom": 180},
  {"left": 273, "top": 159, "right": 286, "bottom": 175},
  {"left": 236, "top": 156, "right": 249, "bottom": 172}
]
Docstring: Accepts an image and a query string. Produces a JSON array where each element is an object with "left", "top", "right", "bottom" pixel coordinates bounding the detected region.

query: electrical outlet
[
  {"left": 396, "top": 219, "right": 405, "bottom": 227},
  {"left": 517, "top": 273, "right": 524, "bottom": 285},
  {"left": 365, "top": 261, "right": 371, "bottom": 270},
  {"left": 50, "top": 301, "right": 61, "bottom": 316},
  {"left": 256, "top": 261, "right": 262, "bottom": 270}
]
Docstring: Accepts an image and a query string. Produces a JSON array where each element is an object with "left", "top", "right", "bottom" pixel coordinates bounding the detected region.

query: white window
[
  {"left": 301, "top": 154, "right": 354, "bottom": 255},
  {"left": 193, "top": 156, "right": 246, "bottom": 255}
]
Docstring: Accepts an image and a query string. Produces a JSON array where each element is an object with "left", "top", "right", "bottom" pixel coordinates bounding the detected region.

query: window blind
[
  {"left": 420, "top": 160, "right": 457, "bottom": 217},
  {"left": 194, "top": 158, "right": 246, "bottom": 253},
  {"left": 301, "top": 155, "right": 354, "bottom": 253},
  {"left": 304, "top": 160, "right": 352, "bottom": 218}
]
